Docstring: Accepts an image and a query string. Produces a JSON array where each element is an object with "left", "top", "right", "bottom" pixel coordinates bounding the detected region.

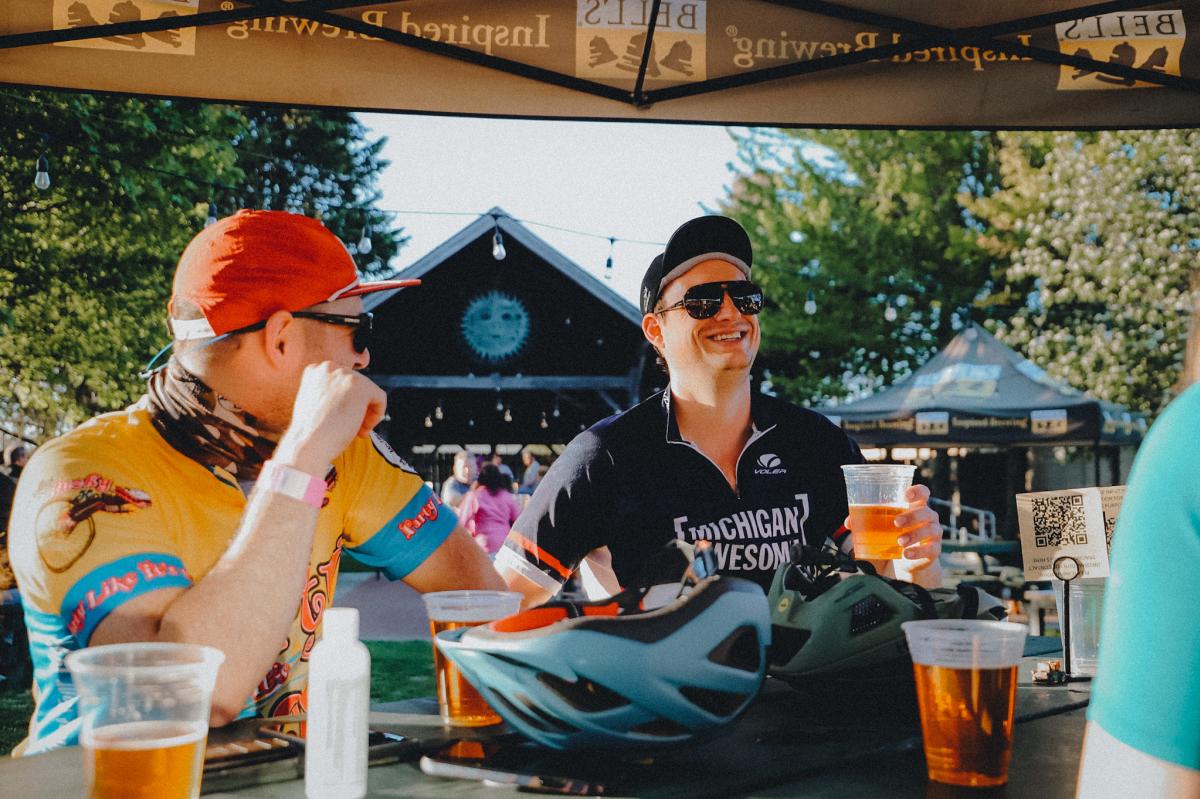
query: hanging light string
[{"left": 22, "top": 137, "right": 669, "bottom": 264}]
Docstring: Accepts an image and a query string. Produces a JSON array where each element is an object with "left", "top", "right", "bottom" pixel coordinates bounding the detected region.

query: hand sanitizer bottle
[{"left": 305, "top": 607, "right": 370, "bottom": 799}]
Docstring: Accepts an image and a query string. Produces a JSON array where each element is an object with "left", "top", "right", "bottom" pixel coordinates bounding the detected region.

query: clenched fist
[{"left": 272, "top": 362, "right": 387, "bottom": 475}]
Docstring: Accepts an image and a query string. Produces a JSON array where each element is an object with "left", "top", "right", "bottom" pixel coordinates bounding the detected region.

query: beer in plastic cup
[
  {"left": 901, "top": 619, "right": 1028, "bottom": 787},
  {"left": 841, "top": 464, "right": 916, "bottom": 560},
  {"left": 422, "top": 590, "right": 522, "bottom": 726},
  {"left": 65, "top": 642, "right": 224, "bottom": 799}
]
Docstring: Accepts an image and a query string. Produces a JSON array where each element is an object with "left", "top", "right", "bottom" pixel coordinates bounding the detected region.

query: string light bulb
[
  {"left": 205, "top": 199, "right": 218, "bottom": 227},
  {"left": 496, "top": 397, "right": 504, "bottom": 413},
  {"left": 491, "top": 216, "right": 506, "bottom": 261},
  {"left": 434, "top": 403, "right": 444, "bottom": 421},
  {"left": 503, "top": 408, "right": 513, "bottom": 423},
  {"left": 884, "top": 303, "right": 898, "bottom": 323},
  {"left": 804, "top": 290, "right": 817, "bottom": 315},
  {"left": 540, "top": 412, "right": 549, "bottom": 429},
  {"left": 605, "top": 237, "right": 615, "bottom": 280},
  {"left": 552, "top": 399, "right": 561, "bottom": 418},
  {"left": 423, "top": 415, "right": 433, "bottom": 428},
  {"left": 33, "top": 155, "right": 51, "bottom": 191},
  {"left": 357, "top": 224, "right": 372, "bottom": 254}
]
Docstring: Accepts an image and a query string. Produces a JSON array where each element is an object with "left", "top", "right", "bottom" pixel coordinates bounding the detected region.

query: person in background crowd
[
  {"left": 1076, "top": 300, "right": 1200, "bottom": 798},
  {"left": 457, "top": 463, "right": 522, "bottom": 556},
  {"left": 518, "top": 447, "right": 542, "bottom": 496},
  {"left": 0, "top": 445, "right": 30, "bottom": 536},
  {"left": 1, "top": 445, "right": 30, "bottom": 591},
  {"left": 8, "top": 210, "right": 503, "bottom": 755},
  {"left": 490, "top": 452, "right": 515, "bottom": 488},
  {"left": 440, "top": 450, "right": 477, "bottom": 510},
  {"left": 497, "top": 215, "right": 942, "bottom": 606}
]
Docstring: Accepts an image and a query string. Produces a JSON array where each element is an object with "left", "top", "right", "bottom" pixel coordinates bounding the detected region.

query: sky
[{"left": 359, "top": 114, "right": 746, "bottom": 306}]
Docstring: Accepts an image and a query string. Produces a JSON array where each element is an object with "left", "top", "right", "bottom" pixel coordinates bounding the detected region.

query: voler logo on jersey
[{"left": 754, "top": 453, "right": 786, "bottom": 475}]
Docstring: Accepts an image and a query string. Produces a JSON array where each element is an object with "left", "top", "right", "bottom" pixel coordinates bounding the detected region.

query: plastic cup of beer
[
  {"left": 841, "top": 464, "right": 916, "bottom": 560},
  {"left": 902, "top": 619, "right": 1028, "bottom": 787},
  {"left": 65, "top": 642, "right": 224, "bottom": 799},
  {"left": 423, "top": 590, "right": 522, "bottom": 726}
]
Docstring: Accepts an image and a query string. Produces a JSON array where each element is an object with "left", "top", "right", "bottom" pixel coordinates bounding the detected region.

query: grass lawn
[
  {"left": 0, "top": 640, "right": 434, "bottom": 756},
  {"left": 0, "top": 688, "right": 33, "bottom": 756}
]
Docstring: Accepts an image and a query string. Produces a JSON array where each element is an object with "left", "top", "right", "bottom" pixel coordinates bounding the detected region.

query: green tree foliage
[
  {"left": 721, "top": 129, "right": 1001, "bottom": 405},
  {"left": 969, "top": 130, "right": 1200, "bottom": 415},
  {"left": 0, "top": 91, "right": 401, "bottom": 437}
]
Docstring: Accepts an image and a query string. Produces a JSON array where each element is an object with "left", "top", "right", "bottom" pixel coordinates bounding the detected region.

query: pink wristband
[{"left": 258, "top": 460, "right": 326, "bottom": 509}]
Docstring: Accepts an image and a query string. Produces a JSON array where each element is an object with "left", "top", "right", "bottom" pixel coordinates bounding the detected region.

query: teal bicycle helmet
[
  {"left": 435, "top": 551, "right": 770, "bottom": 751},
  {"left": 767, "top": 545, "right": 1005, "bottom": 685}
]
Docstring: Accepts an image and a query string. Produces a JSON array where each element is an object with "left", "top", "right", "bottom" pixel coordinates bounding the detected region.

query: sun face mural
[{"left": 460, "top": 290, "right": 531, "bottom": 363}]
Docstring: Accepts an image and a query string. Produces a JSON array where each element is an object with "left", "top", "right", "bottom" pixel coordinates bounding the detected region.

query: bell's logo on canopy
[
  {"left": 53, "top": 0, "right": 199, "bottom": 55},
  {"left": 576, "top": 0, "right": 707, "bottom": 83},
  {"left": 1031, "top": 409, "right": 1070, "bottom": 436},
  {"left": 1056, "top": 10, "right": 1185, "bottom": 90},
  {"left": 915, "top": 412, "right": 950, "bottom": 437}
]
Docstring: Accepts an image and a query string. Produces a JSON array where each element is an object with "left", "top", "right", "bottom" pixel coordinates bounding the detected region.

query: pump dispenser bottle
[{"left": 305, "top": 607, "right": 370, "bottom": 799}]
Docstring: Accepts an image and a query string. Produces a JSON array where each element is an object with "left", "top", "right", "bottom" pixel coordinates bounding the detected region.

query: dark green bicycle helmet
[{"left": 766, "top": 545, "right": 1006, "bottom": 686}]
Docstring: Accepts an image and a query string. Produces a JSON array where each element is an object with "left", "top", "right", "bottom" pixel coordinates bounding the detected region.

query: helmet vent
[
  {"left": 849, "top": 594, "right": 894, "bottom": 635},
  {"left": 706, "top": 625, "right": 762, "bottom": 673},
  {"left": 767, "top": 625, "right": 811, "bottom": 667},
  {"left": 629, "top": 718, "right": 691, "bottom": 738},
  {"left": 490, "top": 690, "right": 578, "bottom": 735},
  {"left": 537, "top": 672, "right": 630, "bottom": 712},
  {"left": 679, "top": 686, "right": 750, "bottom": 718}
]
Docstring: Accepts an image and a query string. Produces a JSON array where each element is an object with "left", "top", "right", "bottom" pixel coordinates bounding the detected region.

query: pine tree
[{"left": 228, "top": 108, "right": 405, "bottom": 278}]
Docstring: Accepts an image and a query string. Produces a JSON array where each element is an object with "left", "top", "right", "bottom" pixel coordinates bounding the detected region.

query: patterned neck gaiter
[{"left": 145, "top": 358, "right": 279, "bottom": 482}]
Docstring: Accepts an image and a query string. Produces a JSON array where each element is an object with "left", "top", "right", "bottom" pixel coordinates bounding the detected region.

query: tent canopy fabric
[
  {"left": 823, "top": 323, "right": 1146, "bottom": 447},
  {"left": 1, "top": 1, "right": 1198, "bottom": 128}
]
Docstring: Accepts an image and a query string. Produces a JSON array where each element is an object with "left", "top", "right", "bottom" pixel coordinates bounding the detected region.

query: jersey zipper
[{"left": 668, "top": 423, "right": 777, "bottom": 499}]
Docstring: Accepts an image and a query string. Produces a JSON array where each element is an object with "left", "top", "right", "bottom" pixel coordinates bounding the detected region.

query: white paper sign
[
  {"left": 1016, "top": 487, "right": 1122, "bottom": 580},
  {"left": 1097, "top": 485, "right": 1126, "bottom": 555}
]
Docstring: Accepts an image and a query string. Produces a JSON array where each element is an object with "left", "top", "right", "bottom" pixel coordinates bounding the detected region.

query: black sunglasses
[
  {"left": 229, "top": 311, "right": 374, "bottom": 353},
  {"left": 657, "top": 281, "right": 764, "bottom": 320}
]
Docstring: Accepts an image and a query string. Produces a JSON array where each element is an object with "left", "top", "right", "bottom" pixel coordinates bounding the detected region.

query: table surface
[{"left": 1, "top": 639, "right": 1088, "bottom": 799}]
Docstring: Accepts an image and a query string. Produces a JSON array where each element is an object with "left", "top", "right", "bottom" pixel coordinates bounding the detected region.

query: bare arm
[
  {"left": 91, "top": 488, "right": 323, "bottom": 725},
  {"left": 402, "top": 525, "right": 504, "bottom": 593},
  {"left": 1078, "top": 722, "right": 1200, "bottom": 798},
  {"left": 502, "top": 568, "right": 554, "bottom": 610},
  {"left": 91, "top": 362, "right": 386, "bottom": 725}
]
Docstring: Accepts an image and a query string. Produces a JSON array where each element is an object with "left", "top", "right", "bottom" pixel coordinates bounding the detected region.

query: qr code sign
[{"left": 1032, "top": 494, "right": 1089, "bottom": 548}]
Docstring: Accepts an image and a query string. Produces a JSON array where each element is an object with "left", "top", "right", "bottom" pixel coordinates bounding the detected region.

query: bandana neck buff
[{"left": 145, "top": 358, "right": 279, "bottom": 482}]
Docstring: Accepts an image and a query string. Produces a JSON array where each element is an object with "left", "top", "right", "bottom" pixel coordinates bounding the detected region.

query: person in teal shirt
[{"left": 1077, "top": 313, "right": 1200, "bottom": 797}]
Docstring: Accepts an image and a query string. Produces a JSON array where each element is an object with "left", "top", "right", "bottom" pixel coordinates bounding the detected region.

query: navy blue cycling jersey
[{"left": 497, "top": 389, "right": 864, "bottom": 594}]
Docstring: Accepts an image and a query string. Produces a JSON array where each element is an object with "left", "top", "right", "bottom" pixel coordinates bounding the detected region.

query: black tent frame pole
[
  {"left": 236, "top": 0, "right": 634, "bottom": 103},
  {"left": 631, "top": 0, "right": 665, "bottom": 103},
  {"left": 0, "top": 0, "right": 1195, "bottom": 107},
  {"left": 0, "top": 0, "right": 375, "bottom": 50},
  {"left": 646, "top": 0, "right": 1198, "bottom": 103}
]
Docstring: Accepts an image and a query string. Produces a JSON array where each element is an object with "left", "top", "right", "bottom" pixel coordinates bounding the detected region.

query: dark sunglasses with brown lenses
[{"left": 657, "top": 280, "right": 764, "bottom": 320}]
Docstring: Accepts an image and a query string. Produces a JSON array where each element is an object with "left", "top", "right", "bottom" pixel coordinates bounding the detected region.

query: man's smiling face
[{"left": 653, "top": 258, "right": 760, "bottom": 380}]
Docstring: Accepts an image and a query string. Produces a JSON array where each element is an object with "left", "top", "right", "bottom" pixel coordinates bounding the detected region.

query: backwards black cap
[{"left": 639, "top": 215, "right": 753, "bottom": 315}]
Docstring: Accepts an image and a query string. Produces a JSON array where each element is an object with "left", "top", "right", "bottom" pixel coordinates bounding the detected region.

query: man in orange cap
[{"left": 9, "top": 210, "right": 504, "bottom": 754}]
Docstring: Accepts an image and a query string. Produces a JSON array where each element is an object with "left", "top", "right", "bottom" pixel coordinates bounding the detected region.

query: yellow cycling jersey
[{"left": 9, "top": 405, "right": 456, "bottom": 755}]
